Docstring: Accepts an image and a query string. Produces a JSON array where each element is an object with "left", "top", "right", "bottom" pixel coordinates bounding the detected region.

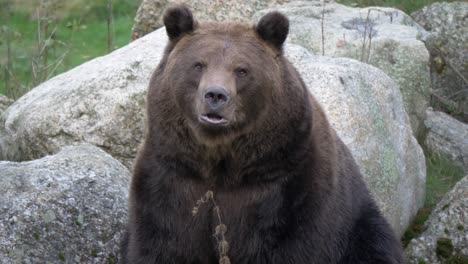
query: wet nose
[{"left": 204, "top": 87, "right": 229, "bottom": 110}]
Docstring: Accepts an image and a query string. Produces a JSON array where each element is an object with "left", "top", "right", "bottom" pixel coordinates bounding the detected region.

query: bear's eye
[
  {"left": 235, "top": 68, "right": 248, "bottom": 77},
  {"left": 194, "top": 63, "right": 203, "bottom": 72}
]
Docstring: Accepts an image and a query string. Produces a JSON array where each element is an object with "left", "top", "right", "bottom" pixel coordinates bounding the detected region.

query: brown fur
[{"left": 121, "top": 5, "right": 404, "bottom": 264}]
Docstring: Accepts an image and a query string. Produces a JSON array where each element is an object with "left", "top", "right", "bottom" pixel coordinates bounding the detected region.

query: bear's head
[{"left": 152, "top": 5, "right": 299, "bottom": 146}]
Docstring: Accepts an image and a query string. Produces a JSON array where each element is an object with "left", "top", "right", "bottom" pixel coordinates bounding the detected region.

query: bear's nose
[{"left": 204, "top": 87, "right": 230, "bottom": 110}]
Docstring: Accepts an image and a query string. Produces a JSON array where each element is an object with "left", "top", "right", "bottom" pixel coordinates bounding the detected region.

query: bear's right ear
[{"left": 163, "top": 4, "right": 195, "bottom": 41}]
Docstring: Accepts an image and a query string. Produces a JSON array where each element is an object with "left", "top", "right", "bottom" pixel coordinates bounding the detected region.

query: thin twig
[
  {"left": 34, "top": 8, "right": 42, "bottom": 86},
  {"left": 321, "top": 0, "right": 325, "bottom": 56},
  {"left": 5, "top": 68, "right": 24, "bottom": 98},
  {"left": 5, "top": 25, "right": 12, "bottom": 97},
  {"left": 359, "top": 9, "right": 370, "bottom": 62},
  {"left": 42, "top": 16, "right": 50, "bottom": 80},
  {"left": 429, "top": 44, "right": 468, "bottom": 89},
  {"left": 107, "top": 0, "right": 114, "bottom": 52},
  {"left": 46, "top": 50, "right": 69, "bottom": 80},
  {"left": 38, "top": 26, "right": 57, "bottom": 58}
]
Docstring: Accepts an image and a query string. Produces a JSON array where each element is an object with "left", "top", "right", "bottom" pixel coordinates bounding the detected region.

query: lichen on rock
[{"left": 0, "top": 144, "right": 130, "bottom": 263}]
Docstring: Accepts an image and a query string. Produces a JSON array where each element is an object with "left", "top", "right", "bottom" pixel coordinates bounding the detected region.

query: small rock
[
  {"left": 425, "top": 108, "right": 468, "bottom": 173},
  {"left": 0, "top": 94, "right": 14, "bottom": 113}
]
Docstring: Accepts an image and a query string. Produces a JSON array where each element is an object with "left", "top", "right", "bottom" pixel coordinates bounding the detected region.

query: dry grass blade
[{"left": 192, "top": 190, "right": 231, "bottom": 263}]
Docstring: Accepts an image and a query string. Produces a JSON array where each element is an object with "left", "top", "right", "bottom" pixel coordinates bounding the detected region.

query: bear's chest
[{"left": 167, "top": 177, "right": 286, "bottom": 262}]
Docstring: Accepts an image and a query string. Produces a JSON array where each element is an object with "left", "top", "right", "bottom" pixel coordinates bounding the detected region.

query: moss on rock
[{"left": 436, "top": 237, "right": 453, "bottom": 259}]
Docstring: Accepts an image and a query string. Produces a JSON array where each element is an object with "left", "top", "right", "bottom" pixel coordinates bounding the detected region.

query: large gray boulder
[
  {"left": 412, "top": 2, "right": 468, "bottom": 114},
  {"left": 406, "top": 175, "right": 468, "bottom": 263},
  {"left": 131, "top": 0, "right": 290, "bottom": 40},
  {"left": 0, "top": 29, "right": 169, "bottom": 169},
  {"left": 286, "top": 44, "right": 425, "bottom": 236},
  {"left": 0, "top": 144, "right": 130, "bottom": 263},
  {"left": 255, "top": 1, "right": 431, "bottom": 137},
  {"left": 424, "top": 108, "right": 468, "bottom": 173},
  {"left": 0, "top": 28, "right": 425, "bottom": 236}
]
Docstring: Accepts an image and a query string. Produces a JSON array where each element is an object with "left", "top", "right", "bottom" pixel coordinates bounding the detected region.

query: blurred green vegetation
[
  {"left": 1, "top": 0, "right": 140, "bottom": 98},
  {"left": 336, "top": 0, "right": 458, "bottom": 14},
  {"left": 424, "top": 152, "right": 465, "bottom": 209}
]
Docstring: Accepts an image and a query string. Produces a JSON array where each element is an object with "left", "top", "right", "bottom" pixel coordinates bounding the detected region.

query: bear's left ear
[
  {"left": 163, "top": 4, "right": 196, "bottom": 41},
  {"left": 256, "top": 11, "right": 289, "bottom": 50}
]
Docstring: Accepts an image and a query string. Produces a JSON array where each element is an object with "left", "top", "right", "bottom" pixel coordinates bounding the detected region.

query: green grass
[
  {"left": 336, "top": 0, "right": 459, "bottom": 14},
  {"left": 1, "top": 0, "right": 139, "bottom": 98},
  {"left": 425, "top": 153, "right": 465, "bottom": 208},
  {"left": 402, "top": 152, "right": 465, "bottom": 247}
]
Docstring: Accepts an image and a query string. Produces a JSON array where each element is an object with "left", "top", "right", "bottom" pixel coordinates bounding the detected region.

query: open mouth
[{"left": 199, "top": 113, "right": 228, "bottom": 125}]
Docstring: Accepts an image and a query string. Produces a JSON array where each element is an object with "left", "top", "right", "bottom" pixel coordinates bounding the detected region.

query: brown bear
[{"left": 121, "top": 4, "right": 404, "bottom": 264}]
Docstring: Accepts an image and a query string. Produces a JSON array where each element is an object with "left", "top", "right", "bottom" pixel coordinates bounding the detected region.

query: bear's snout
[{"left": 203, "top": 86, "right": 230, "bottom": 110}]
